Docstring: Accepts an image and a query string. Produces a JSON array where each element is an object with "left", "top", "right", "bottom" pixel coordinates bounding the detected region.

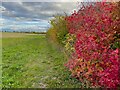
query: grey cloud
[{"left": 2, "top": 2, "right": 77, "bottom": 21}]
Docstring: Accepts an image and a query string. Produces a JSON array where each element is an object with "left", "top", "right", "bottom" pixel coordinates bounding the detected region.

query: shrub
[
  {"left": 65, "top": 2, "right": 120, "bottom": 88},
  {"left": 46, "top": 27, "right": 58, "bottom": 43},
  {"left": 64, "top": 33, "right": 76, "bottom": 59},
  {"left": 46, "top": 15, "right": 68, "bottom": 45}
]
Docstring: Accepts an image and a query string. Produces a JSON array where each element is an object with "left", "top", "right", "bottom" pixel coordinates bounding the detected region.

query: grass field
[{"left": 2, "top": 32, "right": 82, "bottom": 88}]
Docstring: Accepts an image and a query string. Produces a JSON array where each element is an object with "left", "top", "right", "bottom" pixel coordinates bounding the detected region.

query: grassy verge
[{"left": 2, "top": 32, "right": 82, "bottom": 88}]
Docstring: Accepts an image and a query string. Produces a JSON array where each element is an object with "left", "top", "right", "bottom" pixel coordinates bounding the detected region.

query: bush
[
  {"left": 46, "top": 15, "right": 68, "bottom": 45},
  {"left": 65, "top": 2, "right": 120, "bottom": 88},
  {"left": 64, "top": 33, "right": 76, "bottom": 59},
  {"left": 46, "top": 27, "right": 58, "bottom": 43}
]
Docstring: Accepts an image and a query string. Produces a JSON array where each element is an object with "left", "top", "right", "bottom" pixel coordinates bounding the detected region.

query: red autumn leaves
[{"left": 65, "top": 2, "right": 120, "bottom": 88}]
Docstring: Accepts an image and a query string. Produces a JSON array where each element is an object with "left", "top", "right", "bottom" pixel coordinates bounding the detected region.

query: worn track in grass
[{"left": 2, "top": 32, "right": 82, "bottom": 88}]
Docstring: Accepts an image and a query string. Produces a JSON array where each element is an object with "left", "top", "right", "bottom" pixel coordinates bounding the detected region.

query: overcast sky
[
  {"left": 1, "top": 0, "right": 107, "bottom": 32},
  {"left": 0, "top": 0, "right": 80, "bottom": 32}
]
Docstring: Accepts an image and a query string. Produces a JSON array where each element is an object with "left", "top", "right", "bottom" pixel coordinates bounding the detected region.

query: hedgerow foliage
[
  {"left": 46, "top": 15, "right": 68, "bottom": 45},
  {"left": 46, "top": 27, "right": 58, "bottom": 43},
  {"left": 65, "top": 2, "right": 120, "bottom": 88},
  {"left": 46, "top": 2, "right": 120, "bottom": 88}
]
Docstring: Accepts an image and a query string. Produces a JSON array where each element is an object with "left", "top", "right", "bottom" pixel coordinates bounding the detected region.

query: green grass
[{"left": 2, "top": 33, "right": 82, "bottom": 88}]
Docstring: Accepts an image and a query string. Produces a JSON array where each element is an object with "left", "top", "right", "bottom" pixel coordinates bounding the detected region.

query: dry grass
[
  {"left": 0, "top": 32, "right": 42, "bottom": 38},
  {"left": 1, "top": 32, "right": 27, "bottom": 38}
]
